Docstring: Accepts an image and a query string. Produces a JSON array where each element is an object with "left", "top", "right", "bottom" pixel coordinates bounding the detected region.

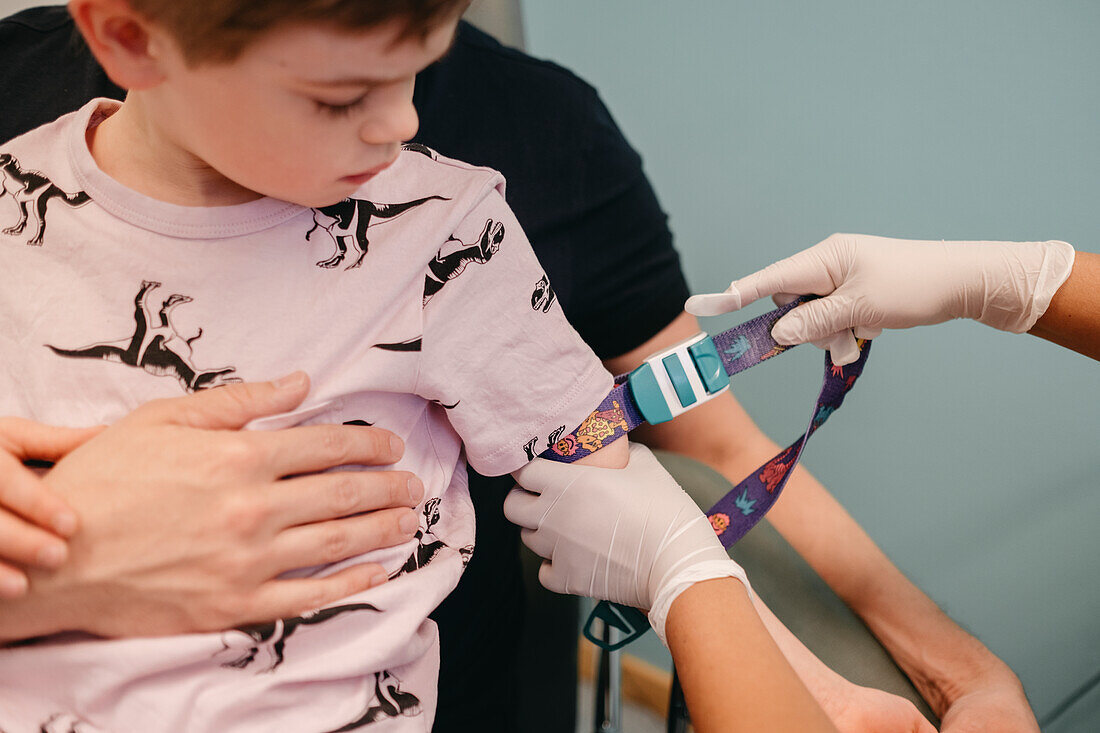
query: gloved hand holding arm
[
  {"left": 509, "top": 442, "right": 837, "bottom": 733},
  {"left": 686, "top": 233, "right": 1085, "bottom": 364},
  {"left": 508, "top": 441, "right": 748, "bottom": 645}
]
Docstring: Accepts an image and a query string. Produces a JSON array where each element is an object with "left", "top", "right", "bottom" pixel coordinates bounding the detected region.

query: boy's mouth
[
  {"left": 341, "top": 171, "right": 380, "bottom": 185},
  {"left": 341, "top": 157, "right": 399, "bottom": 186}
]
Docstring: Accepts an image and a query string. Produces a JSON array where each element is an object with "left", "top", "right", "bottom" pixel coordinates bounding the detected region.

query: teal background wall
[{"left": 521, "top": 1, "right": 1099, "bottom": 728}]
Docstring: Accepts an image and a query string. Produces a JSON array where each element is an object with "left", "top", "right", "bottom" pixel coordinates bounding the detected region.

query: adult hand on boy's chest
[{"left": 2, "top": 375, "right": 422, "bottom": 640}]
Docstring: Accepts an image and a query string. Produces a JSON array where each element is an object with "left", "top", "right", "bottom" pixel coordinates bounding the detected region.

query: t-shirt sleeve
[{"left": 415, "top": 181, "right": 614, "bottom": 477}]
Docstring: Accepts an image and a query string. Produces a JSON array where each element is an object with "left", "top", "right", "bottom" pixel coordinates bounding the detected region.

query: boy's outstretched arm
[{"left": 606, "top": 311, "right": 1038, "bottom": 733}]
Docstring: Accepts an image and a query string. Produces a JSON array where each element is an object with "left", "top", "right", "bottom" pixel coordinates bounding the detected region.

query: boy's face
[{"left": 141, "top": 16, "right": 459, "bottom": 207}]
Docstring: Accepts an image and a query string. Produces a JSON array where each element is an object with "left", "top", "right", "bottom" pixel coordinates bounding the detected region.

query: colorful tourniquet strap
[{"left": 541, "top": 296, "right": 873, "bottom": 651}]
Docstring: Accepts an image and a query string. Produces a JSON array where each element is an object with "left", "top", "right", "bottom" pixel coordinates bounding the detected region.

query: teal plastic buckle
[
  {"left": 626, "top": 333, "right": 729, "bottom": 425},
  {"left": 584, "top": 602, "right": 651, "bottom": 652}
]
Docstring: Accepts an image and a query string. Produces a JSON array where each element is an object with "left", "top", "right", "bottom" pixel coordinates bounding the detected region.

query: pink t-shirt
[{"left": 0, "top": 100, "right": 612, "bottom": 732}]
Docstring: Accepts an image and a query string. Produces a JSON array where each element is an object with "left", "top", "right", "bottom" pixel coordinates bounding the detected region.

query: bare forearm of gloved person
[
  {"left": 1028, "top": 250, "right": 1100, "bottom": 359},
  {"left": 0, "top": 374, "right": 423, "bottom": 642},
  {"left": 665, "top": 577, "right": 838, "bottom": 733},
  {"left": 686, "top": 233, "right": 1082, "bottom": 364},
  {"left": 508, "top": 444, "right": 837, "bottom": 732}
]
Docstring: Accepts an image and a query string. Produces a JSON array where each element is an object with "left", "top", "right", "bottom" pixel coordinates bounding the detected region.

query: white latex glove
[
  {"left": 507, "top": 442, "right": 749, "bottom": 645},
  {"left": 685, "top": 233, "right": 1075, "bottom": 366}
]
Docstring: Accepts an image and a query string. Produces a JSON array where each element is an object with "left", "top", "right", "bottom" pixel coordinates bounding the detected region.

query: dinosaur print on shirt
[
  {"left": 0, "top": 153, "right": 90, "bottom": 246},
  {"left": 325, "top": 670, "right": 422, "bottom": 732},
  {"left": 422, "top": 219, "right": 504, "bottom": 305},
  {"left": 307, "top": 196, "right": 448, "bottom": 270},
  {"left": 45, "top": 280, "right": 240, "bottom": 393}
]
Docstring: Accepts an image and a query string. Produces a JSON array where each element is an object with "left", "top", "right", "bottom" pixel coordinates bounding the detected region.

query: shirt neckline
[{"left": 66, "top": 98, "right": 306, "bottom": 239}]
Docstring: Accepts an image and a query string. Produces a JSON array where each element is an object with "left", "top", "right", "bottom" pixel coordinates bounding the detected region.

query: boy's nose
[{"left": 360, "top": 102, "right": 419, "bottom": 146}]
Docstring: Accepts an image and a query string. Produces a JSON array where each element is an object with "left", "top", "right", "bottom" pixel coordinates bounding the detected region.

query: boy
[
  {"left": 0, "top": 0, "right": 630, "bottom": 729},
  {"left": 0, "top": 2, "right": 808, "bottom": 732}
]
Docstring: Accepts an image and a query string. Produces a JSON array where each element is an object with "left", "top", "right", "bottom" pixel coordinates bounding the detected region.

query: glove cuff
[
  {"left": 976, "top": 240, "right": 1076, "bottom": 332},
  {"left": 1019, "top": 241, "right": 1075, "bottom": 333},
  {"left": 648, "top": 559, "right": 752, "bottom": 648}
]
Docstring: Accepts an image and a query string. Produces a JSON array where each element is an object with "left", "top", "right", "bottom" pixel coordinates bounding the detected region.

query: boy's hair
[{"left": 125, "top": 0, "right": 469, "bottom": 65}]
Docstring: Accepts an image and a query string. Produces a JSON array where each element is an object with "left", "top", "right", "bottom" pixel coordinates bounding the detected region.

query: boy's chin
[
  {"left": 281, "top": 181, "right": 363, "bottom": 206},
  {"left": 276, "top": 186, "right": 360, "bottom": 208}
]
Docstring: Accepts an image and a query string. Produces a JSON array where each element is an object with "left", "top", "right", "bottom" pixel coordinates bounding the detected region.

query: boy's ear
[{"left": 68, "top": 0, "right": 169, "bottom": 90}]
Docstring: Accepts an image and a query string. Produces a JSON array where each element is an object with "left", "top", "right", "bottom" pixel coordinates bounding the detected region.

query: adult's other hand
[
  {"left": 686, "top": 234, "right": 1074, "bottom": 365},
  {"left": 0, "top": 373, "right": 423, "bottom": 641},
  {"left": 0, "top": 419, "right": 103, "bottom": 597}
]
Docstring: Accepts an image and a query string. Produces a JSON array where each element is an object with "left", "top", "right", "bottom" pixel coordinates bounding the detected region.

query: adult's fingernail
[
  {"left": 274, "top": 372, "right": 307, "bottom": 390},
  {"left": 368, "top": 571, "right": 388, "bottom": 588},
  {"left": 398, "top": 510, "right": 418, "bottom": 535},
  {"left": 407, "top": 477, "right": 424, "bottom": 504},
  {"left": 38, "top": 543, "right": 67, "bottom": 568},
  {"left": 685, "top": 292, "right": 741, "bottom": 317},
  {"left": 389, "top": 435, "right": 404, "bottom": 457},
  {"left": 772, "top": 317, "right": 801, "bottom": 344},
  {"left": 52, "top": 511, "right": 77, "bottom": 537},
  {"left": 0, "top": 574, "right": 27, "bottom": 598}
]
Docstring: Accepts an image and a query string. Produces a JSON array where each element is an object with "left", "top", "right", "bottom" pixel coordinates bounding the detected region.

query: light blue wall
[{"left": 522, "top": 0, "right": 1099, "bottom": 725}]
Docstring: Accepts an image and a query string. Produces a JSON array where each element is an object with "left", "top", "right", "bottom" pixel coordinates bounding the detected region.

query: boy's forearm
[
  {"left": 701, "top": 430, "right": 1018, "bottom": 715},
  {"left": 666, "top": 577, "right": 837, "bottom": 733},
  {"left": 572, "top": 433, "right": 630, "bottom": 469},
  {"left": 606, "top": 311, "right": 1023, "bottom": 715}
]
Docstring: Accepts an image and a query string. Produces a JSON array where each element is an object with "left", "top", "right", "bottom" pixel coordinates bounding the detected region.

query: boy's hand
[
  {"left": 818, "top": 681, "right": 937, "bottom": 733},
  {"left": 0, "top": 419, "right": 103, "bottom": 597},
  {"left": 0, "top": 374, "right": 422, "bottom": 641},
  {"left": 508, "top": 442, "right": 748, "bottom": 644}
]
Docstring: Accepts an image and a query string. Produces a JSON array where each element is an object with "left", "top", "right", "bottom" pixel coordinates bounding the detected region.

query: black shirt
[{"left": 0, "top": 9, "right": 689, "bottom": 731}]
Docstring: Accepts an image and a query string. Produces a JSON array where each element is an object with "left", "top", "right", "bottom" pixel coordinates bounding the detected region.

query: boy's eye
[{"left": 313, "top": 92, "right": 370, "bottom": 117}]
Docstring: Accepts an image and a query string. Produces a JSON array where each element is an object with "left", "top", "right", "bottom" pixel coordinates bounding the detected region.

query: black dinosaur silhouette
[
  {"left": 307, "top": 195, "right": 448, "bottom": 270},
  {"left": 531, "top": 274, "right": 557, "bottom": 313},
  {"left": 217, "top": 602, "right": 382, "bottom": 673},
  {"left": 0, "top": 153, "right": 90, "bottom": 246},
  {"left": 324, "top": 670, "right": 421, "bottom": 731},
  {"left": 371, "top": 336, "right": 422, "bottom": 352},
  {"left": 401, "top": 142, "right": 437, "bottom": 160},
  {"left": 523, "top": 437, "right": 540, "bottom": 462},
  {"left": 45, "top": 280, "right": 240, "bottom": 393},
  {"left": 524, "top": 425, "right": 567, "bottom": 461},
  {"left": 389, "top": 498, "right": 473, "bottom": 580},
  {"left": 422, "top": 219, "right": 505, "bottom": 305},
  {"left": 37, "top": 713, "right": 92, "bottom": 733}
]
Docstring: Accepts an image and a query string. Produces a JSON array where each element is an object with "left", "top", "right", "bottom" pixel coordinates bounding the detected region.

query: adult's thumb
[
  {"left": 771, "top": 296, "right": 857, "bottom": 346},
  {"left": 138, "top": 372, "right": 311, "bottom": 430}
]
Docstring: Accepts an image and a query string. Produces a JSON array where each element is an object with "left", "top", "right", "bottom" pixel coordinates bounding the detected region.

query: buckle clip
[
  {"left": 626, "top": 333, "right": 729, "bottom": 425},
  {"left": 583, "top": 602, "right": 650, "bottom": 651}
]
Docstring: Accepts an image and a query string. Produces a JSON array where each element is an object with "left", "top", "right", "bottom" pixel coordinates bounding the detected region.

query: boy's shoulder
[
  {"left": 0, "top": 102, "right": 86, "bottom": 188},
  {"left": 353, "top": 143, "right": 508, "bottom": 215},
  {"left": 395, "top": 142, "right": 504, "bottom": 191}
]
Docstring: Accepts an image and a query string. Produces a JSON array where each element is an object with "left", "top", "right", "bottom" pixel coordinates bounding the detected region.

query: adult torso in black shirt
[{"left": 0, "top": 9, "right": 689, "bottom": 731}]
